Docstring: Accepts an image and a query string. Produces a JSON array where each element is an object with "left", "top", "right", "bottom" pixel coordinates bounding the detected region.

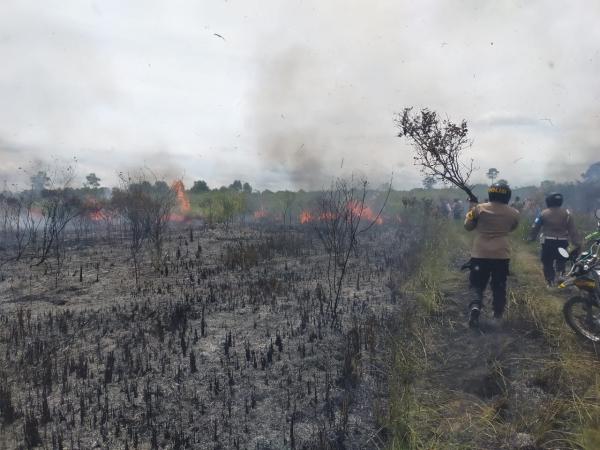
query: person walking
[
  {"left": 465, "top": 182, "right": 520, "bottom": 327},
  {"left": 452, "top": 199, "right": 464, "bottom": 220},
  {"left": 528, "top": 192, "right": 581, "bottom": 287}
]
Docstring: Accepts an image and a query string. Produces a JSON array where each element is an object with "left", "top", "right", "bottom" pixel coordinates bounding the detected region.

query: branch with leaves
[{"left": 396, "top": 107, "right": 478, "bottom": 203}]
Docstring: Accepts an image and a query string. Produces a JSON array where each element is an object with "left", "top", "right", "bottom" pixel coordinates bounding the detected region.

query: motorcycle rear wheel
[{"left": 563, "top": 296, "right": 600, "bottom": 343}]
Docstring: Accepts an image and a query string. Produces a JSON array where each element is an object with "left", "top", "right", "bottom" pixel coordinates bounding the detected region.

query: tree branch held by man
[{"left": 396, "top": 107, "right": 478, "bottom": 203}]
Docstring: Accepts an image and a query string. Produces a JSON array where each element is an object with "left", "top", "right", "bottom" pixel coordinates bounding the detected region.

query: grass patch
[
  {"left": 386, "top": 220, "right": 473, "bottom": 449},
  {"left": 404, "top": 219, "right": 457, "bottom": 316},
  {"left": 507, "top": 238, "right": 600, "bottom": 447},
  {"left": 386, "top": 219, "right": 600, "bottom": 449}
]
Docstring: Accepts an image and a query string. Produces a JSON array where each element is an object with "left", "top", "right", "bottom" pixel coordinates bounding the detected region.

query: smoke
[
  {"left": 119, "top": 149, "right": 188, "bottom": 186},
  {"left": 251, "top": 47, "right": 331, "bottom": 188},
  {"left": 541, "top": 111, "right": 600, "bottom": 182},
  {"left": 0, "top": 136, "right": 189, "bottom": 192},
  {"left": 250, "top": 43, "right": 401, "bottom": 190},
  {"left": 2, "top": 1, "right": 600, "bottom": 191}
]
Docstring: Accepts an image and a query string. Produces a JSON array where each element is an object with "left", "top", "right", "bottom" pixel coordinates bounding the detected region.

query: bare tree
[
  {"left": 396, "top": 107, "right": 478, "bottom": 202},
  {"left": 221, "top": 194, "right": 236, "bottom": 231},
  {"left": 113, "top": 174, "right": 177, "bottom": 287},
  {"left": 0, "top": 192, "right": 38, "bottom": 268},
  {"left": 202, "top": 196, "right": 215, "bottom": 227},
  {"left": 217, "top": 192, "right": 244, "bottom": 231},
  {"left": 112, "top": 178, "right": 151, "bottom": 288},
  {"left": 315, "top": 177, "right": 389, "bottom": 324},
  {"left": 146, "top": 182, "right": 177, "bottom": 269},
  {"left": 36, "top": 189, "right": 85, "bottom": 286},
  {"left": 25, "top": 163, "right": 90, "bottom": 288},
  {"left": 282, "top": 191, "right": 296, "bottom": 226}
]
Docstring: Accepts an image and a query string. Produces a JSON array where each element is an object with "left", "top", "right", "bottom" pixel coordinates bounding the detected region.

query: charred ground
[
  {"left": 0, "top": 201, "right": 433, "bottom": 449},
  {"left": 2, "top": 194, "right": 600, "bottom": 450}
]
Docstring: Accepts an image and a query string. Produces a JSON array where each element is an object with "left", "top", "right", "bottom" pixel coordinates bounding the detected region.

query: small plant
[
  {"left": 0, "top": 382, "right": 16, "bottom": 424},
  {"left": 23, "top": 411, "right": 42, "bottom": 448}
]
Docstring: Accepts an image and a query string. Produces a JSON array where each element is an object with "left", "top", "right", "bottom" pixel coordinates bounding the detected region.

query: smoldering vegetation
[{"left": 0, "top": 176, "right": 440, "bottom": 449}]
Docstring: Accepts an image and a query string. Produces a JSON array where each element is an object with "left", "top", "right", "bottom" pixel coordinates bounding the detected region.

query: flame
[
  {"left": 29, "top": 207, "right": 43, "bottom": 219},
  {"left": 168, "top": 213, "right": 187, "bottom": 222},
  {"left": 254, "top": 209, "right": 268, "bottom": 219},
  {"left": 299, "top": 211, "right": 314, "bottom": 224},
  {"left": 299, "top": 210, "right": 336, "bottom": 223},
  {"left": 319, "top": 211, "right": 337, "bottom": 221},
  {"left": 299, "top": 203, "right": 383, "bottom": 225},
  {"left": 89, "top": 210, "right": 109, "bottom": 221},
  {"left": 347, "top": 201, "right": 383, "bottom": 224},
  {"left": 171, "top": 180, "right": 190, "bottom": 212},
  {"left": 83, "top": 197, "right": 108, "bottom": 221},
  {"left": 363, "top": 206, "right": 384, "bottom": 225}
]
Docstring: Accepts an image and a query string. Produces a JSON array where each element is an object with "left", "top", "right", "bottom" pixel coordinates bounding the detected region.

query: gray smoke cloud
[
  {"left": 248, "top": 42, "right": 411, "bottom": 190},
  {"left": 252, "top": 47, "right": 336, "bottom": 188},
  {"left": 1, "top": 1, "right": 600, "bottom": 191}
]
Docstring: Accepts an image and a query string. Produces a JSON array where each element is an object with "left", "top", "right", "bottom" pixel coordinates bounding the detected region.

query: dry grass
[
  {"left": 508, "top": 244, "right": 600, "bottom": 448},
  {"left": 386, "top": 221, "right": 600, "bottom": 449},
  {"left": 403, "top": 219, "right": 452, "bottom": 316}
]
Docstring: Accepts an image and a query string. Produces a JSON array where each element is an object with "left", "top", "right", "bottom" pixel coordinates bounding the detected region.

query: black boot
[{"left": 468, "top": 304, "right": 480, "bottom": 328}]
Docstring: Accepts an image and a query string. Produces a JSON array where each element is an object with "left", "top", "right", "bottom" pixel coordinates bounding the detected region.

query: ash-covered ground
[{"left": 0, "top": 220, "right": 424, "bottom": 449}]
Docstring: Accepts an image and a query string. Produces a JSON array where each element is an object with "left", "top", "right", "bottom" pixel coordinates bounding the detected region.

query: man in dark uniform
[
  {"left": 465, "top": 182, "right": 520, "bottom": 327},
  {"left": 528, "top": 192, "right": 581, "bottom": 287}
]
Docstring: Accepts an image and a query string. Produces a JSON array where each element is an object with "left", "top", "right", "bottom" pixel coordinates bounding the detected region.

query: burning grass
[
  {"left": 0, "top": 207, "right": 429, "bottom": 448},
  {"left": 171, "top": 180, "right": 191, "bottom": 213}
]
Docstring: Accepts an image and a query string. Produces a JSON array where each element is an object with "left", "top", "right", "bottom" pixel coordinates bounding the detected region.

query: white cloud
[{"left": 0, "top": 0, "right": 599, "bottom": 190}]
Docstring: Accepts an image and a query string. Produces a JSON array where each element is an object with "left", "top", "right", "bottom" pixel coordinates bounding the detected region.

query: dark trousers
[
  {"left": 469, "top": 258, "right": 510, "bottom": 316},
  {"left": 541, "top": 239, "right": 569, "bottom": 284}
]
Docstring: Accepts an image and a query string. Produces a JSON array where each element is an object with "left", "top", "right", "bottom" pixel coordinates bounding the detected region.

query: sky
[{"left": 1, "top": 0, "right": 599, "bottom": 191}]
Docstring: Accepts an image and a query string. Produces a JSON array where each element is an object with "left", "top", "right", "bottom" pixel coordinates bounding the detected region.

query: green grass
[
  {"left": 404, "top": 219, "right": 458, "bottom": 314},
  {"left": 508, "top": 239, "right": 600, "bottom": 448},
  {"left": 386, "top": 219, "right": 464, "bottom": 449},
  {"left": 386, "top": 218, "right": 600, "bottom": 449}
]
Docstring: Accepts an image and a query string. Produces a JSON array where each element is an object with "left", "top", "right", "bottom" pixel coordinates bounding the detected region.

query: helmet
[
  {"left": 545, "top": 192, "right": 563, "bottom": 208},
  {"left": 488, "top": 182, "right": 512, "bottom": 204}
]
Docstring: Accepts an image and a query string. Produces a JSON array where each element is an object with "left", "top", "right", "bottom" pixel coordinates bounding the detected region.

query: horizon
[
  {"left": 3, "top": 170, "right": 593, "bottom": 195},
  {"left": 2, "top": 1, "right": 600, "bottom": 191}
]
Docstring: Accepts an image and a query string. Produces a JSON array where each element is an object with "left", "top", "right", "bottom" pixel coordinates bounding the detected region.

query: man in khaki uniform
[
  {"left": 528, "top": 192, "right": 581, "bottom": 287},
  {"left": 465, "top": 182, "right": 520, "bottom": 327}
]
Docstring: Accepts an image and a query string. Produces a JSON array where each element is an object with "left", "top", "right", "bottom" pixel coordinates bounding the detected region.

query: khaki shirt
[
  {"left": 530, "top": 207, "right": 581, "bottom": 247},
  {"left": 464, "top": 202, "right": 520, "bottom": 259}
]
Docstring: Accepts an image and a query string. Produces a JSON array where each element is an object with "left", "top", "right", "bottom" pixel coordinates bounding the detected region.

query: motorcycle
[{"left": 558, "top": 208, "right": 600, "bottom": 342}]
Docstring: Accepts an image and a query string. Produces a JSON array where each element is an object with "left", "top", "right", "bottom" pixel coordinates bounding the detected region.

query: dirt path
[{"left": 392, "top": 236, "right": 600, "bottom": 449}]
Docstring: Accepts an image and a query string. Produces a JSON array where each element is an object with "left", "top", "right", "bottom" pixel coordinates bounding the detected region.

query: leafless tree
[
  {"left": 35, "top": 189, "right": 86, "bottom": 286},
  {"left": 396, "top": 107, "right": 478, "bottom": 202},
  {"left": 220, "top": 194, "right": 237, "bottom": 232},
  {"left": 112, "top": 179, "right": 150, "bottom": 288},
  {"left": 96, "top": 200, "right": 117, "bottom": 244},
  {"left": 145, "top": 183, "right": 177, "bottom": 269},
  {"left": 282, "top": 191, "right": 296, "bottom": 227},
  {"left": 113, "top": 173, "right": 177, "bottom": 287},
  {"left": 0, "top": 192, "right": 38, "bottom": 268},
  {"left": 315, "top": 177, "right": 389, "bottom": 324},
  {"left": 17, "top": 162, "right": 87, "bottom": 289}
]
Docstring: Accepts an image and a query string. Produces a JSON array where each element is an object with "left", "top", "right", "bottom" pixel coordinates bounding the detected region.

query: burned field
[{"left": 0, "top": 212, "right": 427, "bottom": 449}]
